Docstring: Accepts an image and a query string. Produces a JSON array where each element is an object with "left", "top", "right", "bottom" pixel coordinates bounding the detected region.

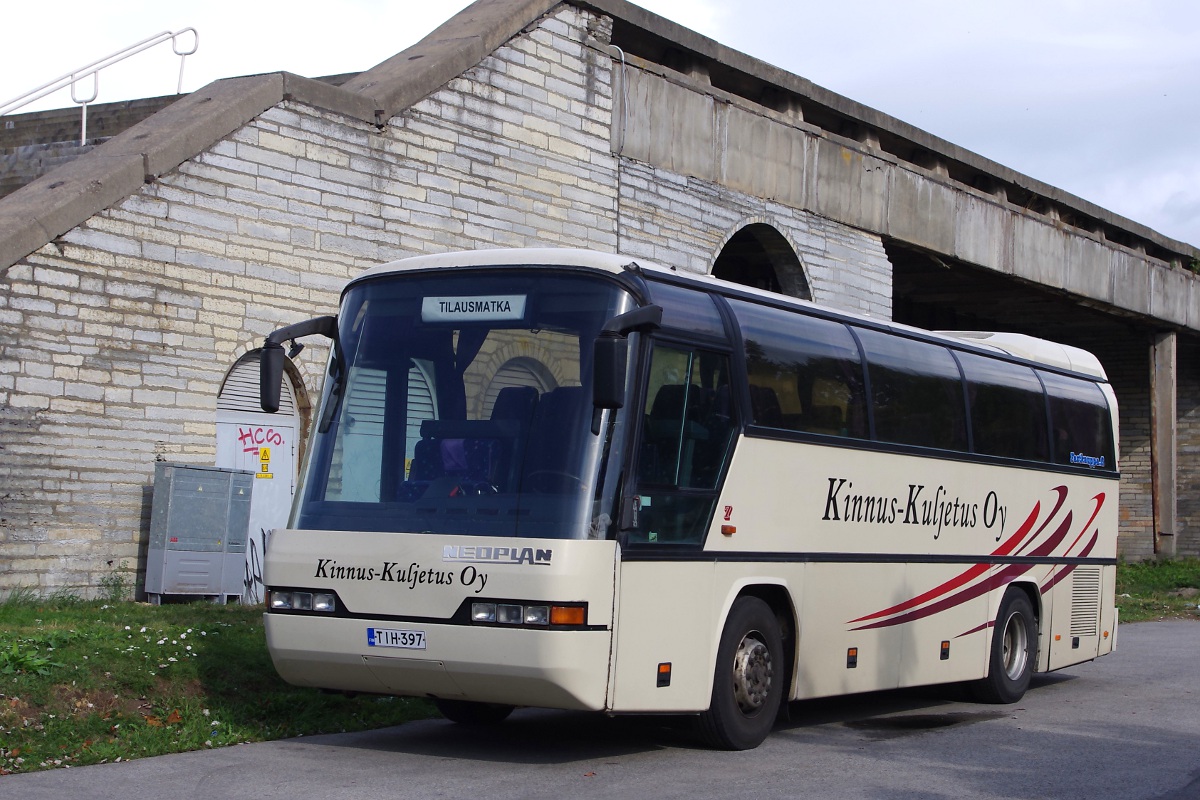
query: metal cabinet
[{"left": 145, "top": 462, "right": 253, "bottom": 604}]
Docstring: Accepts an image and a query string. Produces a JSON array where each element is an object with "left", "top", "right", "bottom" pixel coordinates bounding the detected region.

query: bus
[{"left": 258, "top": 248, "right": 1118, "bottom": 750}]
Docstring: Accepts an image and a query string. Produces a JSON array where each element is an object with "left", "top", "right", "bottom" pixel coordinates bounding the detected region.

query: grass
[
  {"left": 0, "top": 591, "right": 435, "bottom": 775},
  {"left": 1, "top": 559, "right": 1197, "bottom": 775},
  {"left": 1115, "top": 558, "right": 1200, "bottom": 622}
]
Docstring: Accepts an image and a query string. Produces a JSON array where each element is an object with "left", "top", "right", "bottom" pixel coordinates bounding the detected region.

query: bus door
[{"left": 611, "top": 340, "right": 739, "bottom": 711}]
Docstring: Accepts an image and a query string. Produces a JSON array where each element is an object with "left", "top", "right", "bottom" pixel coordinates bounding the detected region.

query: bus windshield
[{"left": 294, "top": 271, "right": 635, "bottom": 540}]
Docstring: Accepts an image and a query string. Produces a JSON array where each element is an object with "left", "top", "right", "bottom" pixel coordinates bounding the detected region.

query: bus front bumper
[{"left": 264, "top": 612, "right": 613, "bottom": 711}]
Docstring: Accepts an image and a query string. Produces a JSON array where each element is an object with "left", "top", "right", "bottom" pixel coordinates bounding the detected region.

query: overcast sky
[{"left": 4, "top": 0, "right": 1198, "bottom": 247}]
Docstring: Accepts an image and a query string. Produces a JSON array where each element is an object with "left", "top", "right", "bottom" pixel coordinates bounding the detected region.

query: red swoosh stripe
[
  {"left": 848, "top": 486, "right": 1085, "bottom": 632},
  {"left": 847, "top": 500, "right": 1044, "bottom": 625}
]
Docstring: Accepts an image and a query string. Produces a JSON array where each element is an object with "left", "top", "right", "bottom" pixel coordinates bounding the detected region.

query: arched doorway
[
  {"left": 482, "top": 357, "right": 557, "bottom": 418},
  {"left": 215, "top": 351, "right": 300, "bottom": 603},
  {"left": 712, "top": 223, "right": 810, "bottom": 299}
]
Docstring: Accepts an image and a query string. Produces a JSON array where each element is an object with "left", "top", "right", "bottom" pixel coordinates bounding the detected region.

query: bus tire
[
  {"left": 698, "top": 596, "right": 784, "bottom": 750},
  {"left": 971, "top": 589, "right": 1036, "bottom": 704},
  {"left": 434, "top": 698, "right": 514, "bottom": 725}
]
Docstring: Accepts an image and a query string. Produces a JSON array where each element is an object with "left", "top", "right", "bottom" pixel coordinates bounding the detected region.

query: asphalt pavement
[{"left": 2, "top": 619, "right": 1198, "bottom": 800}]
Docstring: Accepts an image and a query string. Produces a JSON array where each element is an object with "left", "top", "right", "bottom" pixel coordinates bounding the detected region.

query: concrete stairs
[{"left": 1, "top": 95, "right": 181, "bottom": 199}]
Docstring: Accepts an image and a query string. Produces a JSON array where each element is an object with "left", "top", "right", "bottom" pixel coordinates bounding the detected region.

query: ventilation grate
[{"left": 1070, "top": 568, "right": 1101, "bottom": 638}]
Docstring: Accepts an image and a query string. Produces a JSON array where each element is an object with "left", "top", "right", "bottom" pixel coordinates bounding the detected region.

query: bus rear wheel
[
  {"left": 971, "top": 589, "right": 1036, "bottom": 704},
  {"left": 698, "top": 596, "right": 785, "bottom": 750},
  {"left": 434, "top": 698, "right": 515, "bottom": 725}
]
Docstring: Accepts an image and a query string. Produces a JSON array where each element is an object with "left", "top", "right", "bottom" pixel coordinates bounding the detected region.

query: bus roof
[
  {"left": 351, "top": 248, "right": 639, "bottom": 283},
  {"left": 351, "top": 248, "right": 1108, "bottom": 380},
  {"left": 934, "top": 331, "right": 1107, "bottom": 379}
]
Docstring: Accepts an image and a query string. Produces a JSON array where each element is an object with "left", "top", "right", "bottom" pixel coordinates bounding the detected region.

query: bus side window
[
  {"left": 1040, "top": 370, "right": 1115, "bottom": 468},
  {"left": 635, "top": 344, "right": 736, "bottom": 544},
  {"left": 958, "top": 352, "right": 1049, "bottom": 461},
  {"left": 727, "top": 299, "right": 867, "bottom": 439},
  {"left": 856, "top": 329, "right": 968, "bottom": 452}
]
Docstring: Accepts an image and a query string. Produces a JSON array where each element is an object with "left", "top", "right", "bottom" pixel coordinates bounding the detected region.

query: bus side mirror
[
  {"left": 258, "top": 315, "right": 339, "bottom": 413},
  {"left": 591, "top": 304, "right": 663, "bottom": 415},
  {"left": 260, "top": 341, "right": 286, "bottom": 413},
  {"left": 593, "top": 334, "right": 628, "bottom": 410}
]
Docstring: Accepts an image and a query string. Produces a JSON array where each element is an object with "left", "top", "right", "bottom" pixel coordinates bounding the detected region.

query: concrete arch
[
  {"left": 227, "top": 338, "right": 318, "bottom": 425},
  {"left": 712, "top": 221, "right": 811, "bottom": 301},
  {"left": 221, "top": 343, "right": 319, "bottom": 467}
]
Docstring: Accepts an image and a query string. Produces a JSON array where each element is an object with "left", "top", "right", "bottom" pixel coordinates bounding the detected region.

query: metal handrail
[{"left": 0, "top": 28, "right": 198, "bottom": 145}]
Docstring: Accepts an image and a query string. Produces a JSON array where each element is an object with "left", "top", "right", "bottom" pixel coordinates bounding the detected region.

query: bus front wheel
[
  {"left": 699, "top": 596, "right": 785, "bottom": 750},
  {"left": 971, "top": 589, "right": 1036, "bottom": 704}
]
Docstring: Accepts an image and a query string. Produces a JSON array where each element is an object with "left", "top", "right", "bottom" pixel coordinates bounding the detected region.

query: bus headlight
[
  {"left": 523, "top": 606, "right": 550, "bottom": 626},
  {"left": 270, "top": 590, "right": 337, "bottom": 613},
  {"left": 470, "top": 601, "right": 584, "bottom": 627}
]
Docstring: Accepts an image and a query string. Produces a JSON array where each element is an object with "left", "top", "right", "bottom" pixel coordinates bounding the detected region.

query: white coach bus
[{"left": 258, "top": 248, "right": 1118, "bottom": 750}]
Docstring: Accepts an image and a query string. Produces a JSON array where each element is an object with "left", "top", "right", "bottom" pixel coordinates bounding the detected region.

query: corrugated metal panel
[
  {"left": 217, "top": 352, "right": 297, "bottom": 415},
  {"left": 1070, "top": 568, "right": 1101, "bottom": 638}
]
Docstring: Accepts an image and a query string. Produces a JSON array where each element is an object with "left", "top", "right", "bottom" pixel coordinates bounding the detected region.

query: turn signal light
[{"left": 550, "top": 606, "right": 586, "bottom": 626}]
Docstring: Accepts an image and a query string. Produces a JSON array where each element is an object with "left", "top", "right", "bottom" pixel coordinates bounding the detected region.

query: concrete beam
[
  {"left": 100, "top": 74, "right": 285, "bottom": 179},
  {"left": 1151, "top": 332, "right": 1178, "bottom": 558},
  {"left": 581, "top": 0, "right": 1200, "bottom": 261},
  {"left": 809, "top": 137, "right": 888, "bottom": 233},
  {"left": 953, "top": 192, "right": 1010, "bottom": 271},
  {"left": 1151, "top": 261, "right": 1192, "bottom": 328},
  {"left": 888, "top": 166, "right": 956, "bottom": 254},
  {"left": 616, "top": 60, "right": 1200, "bottom": 332},
  {"left": 1011, "top": 213, "right": 1068, "bottom": 290},
  {"left": 720, "top": 103, "right": 807, "bottom": 208},
  {"left": 623, "top": 68, "right": 717, "bottom": 182},
  {"left": 1064, "top": 235, "right": 1114, "bottom": 306}
]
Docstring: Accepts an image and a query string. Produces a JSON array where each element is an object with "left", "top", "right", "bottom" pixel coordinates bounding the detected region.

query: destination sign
[{"left": 421, "top": 295, "right": 527, "bottom": 322}]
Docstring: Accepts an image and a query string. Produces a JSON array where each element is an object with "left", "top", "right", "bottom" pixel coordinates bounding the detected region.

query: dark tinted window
[
  {"left": 958, "top": 352, "right": 1049, "bottom": 461},
  {"left": 647, "top": 281, "right": 726, "bottom": 339},
  {"left": 634, "top": 344, "right": 737, "bottom": 544},
  {"left": 729, "top": 299, "right": 867, "bottom": 438},
  {"left": 1040, "top": 371, "right": 1115, "bottom": 469},
  {"left": 857, "top": 329, "right": 967, "bottom": 451}
]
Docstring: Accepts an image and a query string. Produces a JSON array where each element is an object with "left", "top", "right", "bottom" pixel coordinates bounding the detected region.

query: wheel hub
[
  {"left": 1001, "top": 612, "right": 1029, "bottom": 680},
  {"left": 731, "top": 633, "right": 773, "bottom": 713}
]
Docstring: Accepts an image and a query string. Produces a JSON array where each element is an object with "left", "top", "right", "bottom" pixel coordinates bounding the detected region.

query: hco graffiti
[{"left": 238, "top": 426, "right": 284, "bottom": 454}]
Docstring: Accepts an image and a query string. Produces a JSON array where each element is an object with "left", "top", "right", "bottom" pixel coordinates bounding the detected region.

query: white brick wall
[
  {"left": 2, "top": 3, "right": 1044, "bottom": 596},
  {"left": 616, "top": 160, "right": 892, "bottom": 317}
]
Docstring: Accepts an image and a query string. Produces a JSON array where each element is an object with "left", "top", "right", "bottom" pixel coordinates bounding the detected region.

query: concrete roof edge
[
  {"left": 0, "top": 153, "right": 146, "bottom": 274},
  {"left": 281, "top": 73, "right": 380, "bottom": 123},
  {"left": 342, "top": 0, "right": 562, "bottom": 122},
  {"left": 576, "top": 0, "right": 1200, "bottom": 259},
  {"left": 101, "top": 73, "right": 285, "bottom": 178},
  {"left": 0, "top": 73, "right": 289, "bottom": 273}
]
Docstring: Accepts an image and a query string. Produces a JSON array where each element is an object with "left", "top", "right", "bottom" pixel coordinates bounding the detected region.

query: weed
[
  {"left": 99, "top": 561, "right": 131, "bottom": 604},
  {"left": 0, "top": 641, "right": 62, "bottom": 676}
]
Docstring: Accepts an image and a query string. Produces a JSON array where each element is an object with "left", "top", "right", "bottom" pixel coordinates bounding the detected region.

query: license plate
[{"left": 367, "top": 627, "right": 426, "bottom": 650}]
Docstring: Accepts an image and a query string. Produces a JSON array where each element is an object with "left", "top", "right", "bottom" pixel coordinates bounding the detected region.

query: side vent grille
[{"left": 1070, "top": 568, "right": 1101, "bottom": 638}]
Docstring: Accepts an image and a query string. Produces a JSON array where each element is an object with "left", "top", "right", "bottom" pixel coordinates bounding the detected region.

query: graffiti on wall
[
  {"left": 243, "top": 527, "right": 270, "bottom": 603},
  {"left": 238, "top": 426, "right": 285, "bottom": 455}
]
